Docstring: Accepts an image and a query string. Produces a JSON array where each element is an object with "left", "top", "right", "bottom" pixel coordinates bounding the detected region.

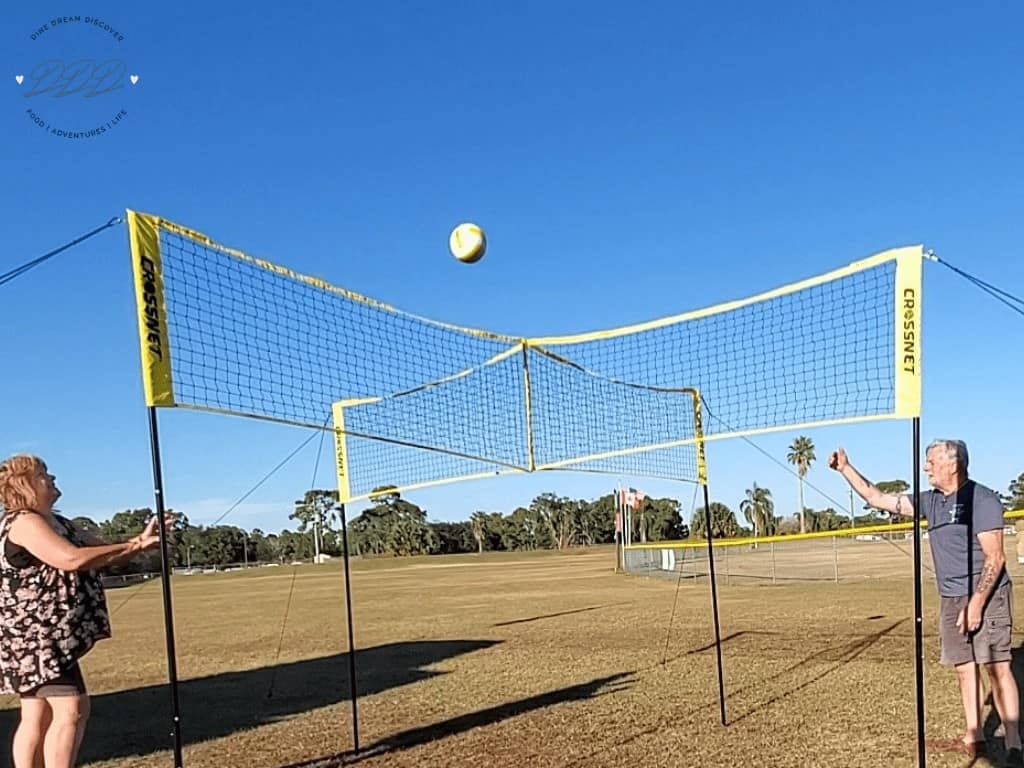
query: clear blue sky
[{"left": 3, "top": 1, "right": 1023, "bottom": 534}]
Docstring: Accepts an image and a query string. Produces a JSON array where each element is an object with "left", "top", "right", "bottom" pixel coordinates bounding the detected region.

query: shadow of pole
[
  {"left": 492, "top": 603, "right": 629, "bottom": 628},
  {"left": 561, "top": 619, "right": 908, "bottom": 767},
  {"left": 277, "top": 671, "right": 637, "bottom": 768},
  {"left": 0, "top": 639, "right": 500, "bottom": 767},
  {"left": 725, "top": 618, "right": 907, "bottom": 725}
]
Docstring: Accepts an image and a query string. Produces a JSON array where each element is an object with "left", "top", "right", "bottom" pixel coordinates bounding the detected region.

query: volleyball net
[{"left": 127, "top": 209, "right": 922, "bottom": 502}]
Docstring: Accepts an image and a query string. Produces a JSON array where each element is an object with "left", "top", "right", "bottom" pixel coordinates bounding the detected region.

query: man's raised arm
[{"left": 828, "top": 447, "right": 912, "bottom": 517}]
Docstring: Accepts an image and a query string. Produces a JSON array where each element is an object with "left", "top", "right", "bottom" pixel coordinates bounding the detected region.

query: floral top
[{"left": 0, "top": 511, "right": 111, "bottom": 694}]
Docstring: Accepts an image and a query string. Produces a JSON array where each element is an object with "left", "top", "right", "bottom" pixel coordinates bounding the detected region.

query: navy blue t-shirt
[{"left": 921, "top": 480, "right": 1009, "bottom": 597}]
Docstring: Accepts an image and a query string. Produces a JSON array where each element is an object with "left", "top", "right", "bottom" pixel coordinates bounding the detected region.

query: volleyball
[{"left": 449, "top": 223, "right": 486, "bottom": 263}]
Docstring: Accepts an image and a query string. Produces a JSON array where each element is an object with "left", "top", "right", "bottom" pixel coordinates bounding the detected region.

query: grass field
[{"left": 3, "top": 540, "right": 1023, "bottom": 768}]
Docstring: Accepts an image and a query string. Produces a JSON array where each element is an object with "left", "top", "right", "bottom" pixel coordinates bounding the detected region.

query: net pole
[
  {"left": 339, "top": 502, "right": 360, "bottom": 753},
  {"left": 700, "top": 481, "right": 727, "bottom": 726},
  {"left": 833, "top": 536, "right": 839, "bottom": 584},
  {"left": 912, "top": 418, "right": 925, "bottom": 766},
  {"left": 146, "top": 406, "right": 185, "bottom": 767}
]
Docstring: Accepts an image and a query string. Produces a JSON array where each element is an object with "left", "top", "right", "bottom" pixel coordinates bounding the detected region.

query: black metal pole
[
  {"left": 339, "top": 503, "right": 360, "bottom": 753},
  {"left": 912, "top": 418, "right": 925, "bottom": 767},
  {"left": 147, "top": 406, "right": 185, "bottom": 767},
  {"left": 701, "top": 482, "right": 727, "bottom": 726}
]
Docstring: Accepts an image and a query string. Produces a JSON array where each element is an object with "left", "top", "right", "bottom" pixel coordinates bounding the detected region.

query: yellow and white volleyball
[{"left": 449, "top": 222, "right": 486, "bottom": 264}]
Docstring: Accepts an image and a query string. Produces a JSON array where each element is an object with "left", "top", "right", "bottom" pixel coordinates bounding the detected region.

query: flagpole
[
  {"left": 625, "top": 485, "right": 632, "bottom": 547},
  {"left": 614, "top": 484, "right": 623, "bottom": 572},
  {"left": 614, "top": 481, "right": 622, "bottom": 548}
]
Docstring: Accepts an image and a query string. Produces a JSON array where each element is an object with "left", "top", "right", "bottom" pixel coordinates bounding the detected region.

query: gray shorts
[{"left": 939, "top": 582, "right": 1014, "bottom": 666}]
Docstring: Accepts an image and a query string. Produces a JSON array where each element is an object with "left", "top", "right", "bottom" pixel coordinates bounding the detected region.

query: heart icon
[
  {"left": 15, "top": 75, "right": 24, "bottom": 85},
  {"left": 130, "top": 74, "right": 139, "bottom": 84}
]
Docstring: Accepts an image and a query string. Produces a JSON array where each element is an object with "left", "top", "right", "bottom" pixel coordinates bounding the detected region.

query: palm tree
[
  {"left": 692, "top": 503, "right": 740, "bottom": 540},
  {"left": 787, "top": 436, "right": 816, "bottom": 534},
  {"left": 740, "top": 483, "right": 775, "bottom": 547}
]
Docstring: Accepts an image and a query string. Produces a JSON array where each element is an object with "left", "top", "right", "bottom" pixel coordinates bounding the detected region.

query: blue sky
[{"left": 3, "top": 1, "right": 1023, "bottom": 534}]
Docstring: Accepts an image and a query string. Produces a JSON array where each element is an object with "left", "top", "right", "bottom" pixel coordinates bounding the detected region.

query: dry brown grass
[{"left": 3, "top": 541, "right": 1023, "bottom": 768}]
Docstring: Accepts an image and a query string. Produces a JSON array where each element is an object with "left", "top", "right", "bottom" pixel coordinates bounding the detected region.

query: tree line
[
  {"left": 65, "top": 436, "right": 1024, "bottom": 569},
  {"left": 69, "top": 489, "right": 690, "bottom": 571}
]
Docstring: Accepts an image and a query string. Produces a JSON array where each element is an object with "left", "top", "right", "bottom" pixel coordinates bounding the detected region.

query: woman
[{"left": 0, "top": 455, "right": 168, "bottom": 768}]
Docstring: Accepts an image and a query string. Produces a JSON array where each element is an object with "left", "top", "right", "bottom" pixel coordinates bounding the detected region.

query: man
[{"left": 829, "top": 440, "right": 1022, "bottom": 765}]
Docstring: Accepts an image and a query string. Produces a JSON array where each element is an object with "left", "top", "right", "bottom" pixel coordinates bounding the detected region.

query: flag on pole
[{"left": 619, "top": 488, "right": 645, "bottom": 509}]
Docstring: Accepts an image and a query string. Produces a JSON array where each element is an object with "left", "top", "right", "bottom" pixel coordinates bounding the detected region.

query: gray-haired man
[{"left": 829, "top": 439, "right": 1021, "bottom": 766}]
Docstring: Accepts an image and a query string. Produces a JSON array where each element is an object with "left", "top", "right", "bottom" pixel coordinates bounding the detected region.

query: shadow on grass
[
  {"left": 562, "top": 620, "right": 909, "bottom": 768},
  {"left": 493, "top": 603, "right": 627, "bottom": 627},
  {"left": 725, "top": 617, "right": 907, "bottom": 724},
  {"left": 671, "top": 629, "right": 782, "bottom": 659},
  {"left": 0, "top": 639, "right": 498, "bottom": 766},
  {"left": 277, "top": 671, "right": 636, "bottom": 768}
]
